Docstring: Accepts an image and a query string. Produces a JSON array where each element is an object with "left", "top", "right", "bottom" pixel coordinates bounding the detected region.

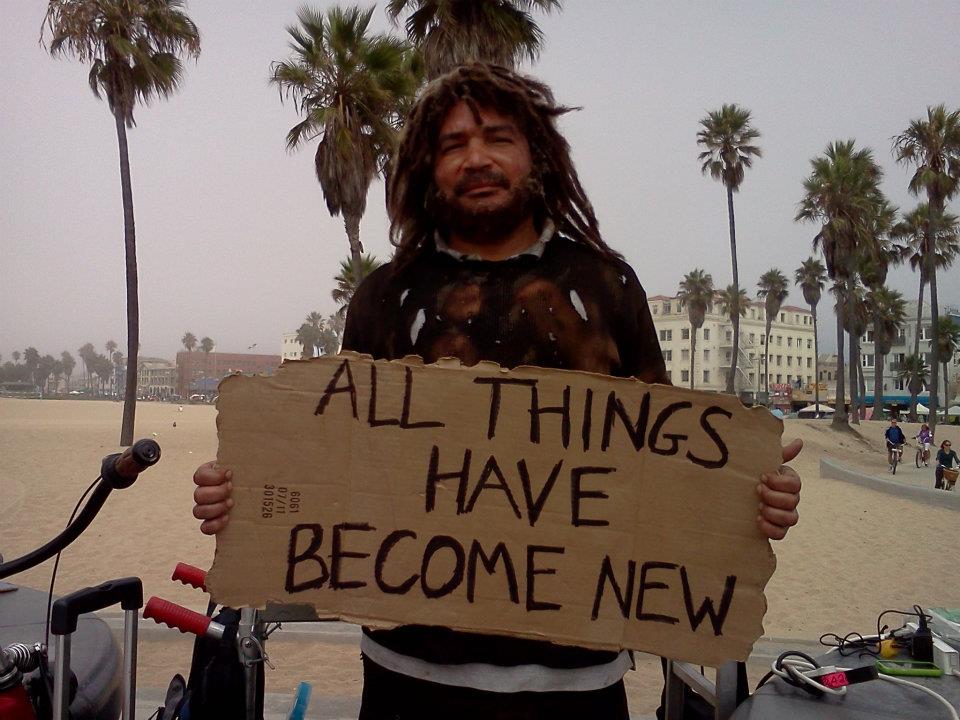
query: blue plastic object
[{"left": 287, "top": 681, "right": 312, "bottom": 720}]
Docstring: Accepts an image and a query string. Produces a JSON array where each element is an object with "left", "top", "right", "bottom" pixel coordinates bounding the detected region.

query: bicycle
[
  {"left": 0, "top": 439, "right": 160, "bottom": 720},
  {"left": 889, "top": 443, "right": 904, "bottom": 475},
  {"left": 915, "top": 441, "right": 932, "bottom": 468}
]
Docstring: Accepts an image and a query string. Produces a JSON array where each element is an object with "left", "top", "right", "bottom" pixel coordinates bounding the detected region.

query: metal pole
[
  {"left": 53, "top": 634, "right": 71, "bottom": 720},
  {"left": 123, "top": 608, "right": 139, "bottom": 719}
]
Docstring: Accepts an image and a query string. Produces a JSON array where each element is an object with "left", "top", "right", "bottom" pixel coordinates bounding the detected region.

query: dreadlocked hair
[{"left": 387, "top": 62, "right": 620, "bottom": 269}]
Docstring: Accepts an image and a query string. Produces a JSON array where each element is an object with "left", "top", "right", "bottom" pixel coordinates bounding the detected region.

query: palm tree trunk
[
  {"left": 833, "top": 314, "right": 848, "bottom": 430},
  {"left": 764, "top": 320, "right": 771, "bottom": 400},
  {"left": 813, "top": 305, "right": 820, "bottom": 414},
  {"left": 344, "top": 212, "right": 365, "bottom": 285},
  {"left": 873, "top": 316, "right": 883, "bottom": 419},
  {"left": 846, "top": 274, "right": 860, "bottom": 425},
  {"left": 928, "top": 202, "right": 941, "bottom": 432},
  {"left": 690, "top": 326, "right": 696, "bottom": 390},
  {"left": 115, "top": 111, "right": 138, "bottom": 447},
  {"left": 725, "top": 186, "right": 740, "bottom": 395},
  {"left": 910, "top": 278, "right": 925, "bottom": 420}
]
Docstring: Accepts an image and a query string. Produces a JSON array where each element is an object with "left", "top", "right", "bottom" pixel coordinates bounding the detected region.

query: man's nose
[{"left": 463, "top": 139, "right": 492, "bottom": 169}]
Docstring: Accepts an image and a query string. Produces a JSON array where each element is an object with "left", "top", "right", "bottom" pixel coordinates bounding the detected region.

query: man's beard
[{"left": 430, "top": 170, "right": 540, "bottom": 242}]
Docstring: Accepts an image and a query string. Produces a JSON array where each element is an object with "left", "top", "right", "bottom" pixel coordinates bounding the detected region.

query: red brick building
[{"left": 176, "top": 351, "right": 281, "bottom": 398}]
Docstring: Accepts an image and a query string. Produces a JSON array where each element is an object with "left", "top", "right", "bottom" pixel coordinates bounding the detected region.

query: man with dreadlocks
[{"left": 193, "top": 63, "right": 803, "bottom": 719}]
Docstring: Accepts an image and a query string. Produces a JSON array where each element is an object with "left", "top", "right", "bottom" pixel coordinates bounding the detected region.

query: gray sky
[{"left": 2, "top": 0, "right": 958, "bottom": 362}]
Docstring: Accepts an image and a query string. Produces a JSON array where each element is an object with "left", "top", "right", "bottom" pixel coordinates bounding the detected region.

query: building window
[
  {"left": 749, "top": 333, "right": 756, "bottom": 344},
  {"left": 703, "top": 328, "right": 710, "bottom": 340},
  {"left": 681, "top": 369, "right": 690, "bottom": 382},
  {"left": 659, "top": 329, "right": 672, "bottom": 342},
  {"left": 777, "top": 355, "right": 783, "bottom": 366},
  {"left": 703, "top": 370, "right": 710, "bottom": 383},
  {"left": 777, "top": 335, "right": 783, "bottom": 346},
  {"left": 787, "top": 337, "right": 793, "bottom": 347},
  {"left": 663, "top": 350, "right": 672, "bottom": 361},
  {"left": 807, "top": 339, "right": 813, "bottom": 349},
  {"left": 780, "top": 313, "right": 785, "bottom": 322},
  {"left": 776, "top": 374, "right": 782, "bottom": 383},
  {"left": 681, "top": 349, "right": 690, "bottom": 361},
  {"left": 795, "top": 314, "right": 800, "bottom": 324},
  {"left": 787, "top": 356, "right": 793, "bottom": 366},
  {"left": 652, "top": 305, "right": 659, "bottom": 314},
  {"left": 682, "top": 328, "right": 690, "bottom": 339},
  {"left": 895, "top": 378, "right": 905, "bottom": 390},
  {"left": 787, "top": 374, "right": 793, "bottom": 383},
  {"left": 703, "top": 349, "right": 710, "bottom": 362},
  {"left": 664, "top": 302, "right": 672, "bottom": 315},
  {"left": 749, "top": 372, "right": 755, "bottom": 383},
  {"left": 760, "top": 335, "right": 765, "bottom": 346},
  {"left": 807, "top": 357, "right": 812, "bottom": 368},
  {"left": 726, "top": 330, "right": 732, "bottom": 342}
]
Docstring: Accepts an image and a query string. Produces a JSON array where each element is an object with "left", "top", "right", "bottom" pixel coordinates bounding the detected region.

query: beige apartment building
[{"left": 648, "top": 295, "right": 817, "bottom": 402}]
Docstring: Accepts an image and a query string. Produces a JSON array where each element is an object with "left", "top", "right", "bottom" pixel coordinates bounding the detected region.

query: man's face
[{"left": 431, "top": 101, "right": 536, "bottom": 239}]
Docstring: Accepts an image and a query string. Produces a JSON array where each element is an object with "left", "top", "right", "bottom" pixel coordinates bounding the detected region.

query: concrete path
[{"left": 820, "top": 457, "right": 960, "bottom": 510}]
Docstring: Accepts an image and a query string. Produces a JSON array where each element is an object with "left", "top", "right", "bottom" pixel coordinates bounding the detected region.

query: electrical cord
[{"left": 44, "top": 475, "right": 101, "bottom": 649}]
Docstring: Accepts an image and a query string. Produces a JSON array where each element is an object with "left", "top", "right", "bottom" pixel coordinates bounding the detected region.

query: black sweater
[{"left": 342, "top": 236, "right": 667, "bottom": 669}]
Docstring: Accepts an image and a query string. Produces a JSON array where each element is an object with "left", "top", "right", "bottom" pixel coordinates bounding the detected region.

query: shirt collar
[{"left": 434, "top": 219, "right": 556, "bottom": 262}]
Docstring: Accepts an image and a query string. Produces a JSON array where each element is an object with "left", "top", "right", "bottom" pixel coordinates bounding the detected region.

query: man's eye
[
  {"left": 492, "top": 136, "right": 513, "bottom": 144},
  {"left": 441, "top": 142, "right": 464, "bottom": 154}
]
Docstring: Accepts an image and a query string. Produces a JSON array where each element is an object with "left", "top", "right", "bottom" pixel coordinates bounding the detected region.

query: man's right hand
[{"left": 193, "top": 461, "right": 233, "bottom": 535}]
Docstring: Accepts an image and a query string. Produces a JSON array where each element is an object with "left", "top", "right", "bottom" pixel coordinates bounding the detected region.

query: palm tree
[
  {"left": 332, "top": 254, "right": 384, "bottom": 314},
  {"left": 794, "top": 257, "right": 828, "bottom": 414},
  {"left": 865, "top": 287, "right": 907, "bottom": 418},
  {"left": 936, "top": 317, "right": 960, "bottom": 412},
  {"left": 199, "top": 336, "right": 214, "bottom": 392},
  {"left": 296, "top": 312, "right": 326, "bottom": 358},
  {"left": 112, "top": 351, "right": 124, "bottom": 399},
  {"left": 714, "top": 284, "right": 749, "bottom": 393},
  {"left": 677, "top": 269, "right": 714, "bottom": 390},
  {"left": 61, "top": 351, "right": 75, "bottom": 392},
  {"left": 697, "top": 104, "right": 762, "bottom": 394},
  {"left": 893, "top": 105, "right": 960, "bottom": 431},
  {"left": 899, "top": 354, "right": 930, "bottom": 413},
  {"left": 891, "top": 203, "right": 960, "bottom": 371},
  {"left": 796, "top": 140, "right": 884, "bottom": 430},
  {"left": 105, "top": 340, "right": 118, "bottom": 394},
  {"left": 386, "top": 0, "right": 561, "bottom": 80},
  {"left": 182, "top": 332, "right": 198, "bottom": 353},
  {"left": 44, "top": 0, "right": 201, "bottom": 445},
  {"left": 832, "top": 280, "right": 870, "bottom": 424},
  {"left": 78, "top": 342, "right": 96, "bottom": 386},
  {"left": 756, "top": 269, "right": 789, "bottom": 401},
  {"left": 270, "top": 6, "right": 414, "bottom": 283}
]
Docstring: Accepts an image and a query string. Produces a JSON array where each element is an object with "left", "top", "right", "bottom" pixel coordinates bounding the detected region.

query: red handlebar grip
[
  {"left": 172, "top": 563, "right": 207, "bottom": 591},
  {"left": 144, "top": 597, "right": 212, "bottom": 636}
]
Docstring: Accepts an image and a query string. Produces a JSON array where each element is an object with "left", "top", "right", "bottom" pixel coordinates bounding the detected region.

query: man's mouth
[{"left": 455, "top": 172, "right": 510, "bottom": 197}]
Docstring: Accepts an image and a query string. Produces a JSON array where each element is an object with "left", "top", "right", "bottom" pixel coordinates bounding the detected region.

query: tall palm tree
[
  {"left": 332, "top": 254, "right": 384, "bottom": 314},
  {"left": 796, "top": 140, "right": 884, "bottom": 430},
  {"left": 865, "top": 287, "right": 907, "bottom": 418},
  {"left": 105, "top": 340, "right": 118, "bottom": 394},
  {"left": 676, "top": 269, "right": 714, "bottom": 390},
  {"left": 756, "top": 269, "right": 789, "bottom": 401},
  {"left": 697, "top": 105, "right": 762, "bottom": 394},
  {"left": 893, "top": 105, "right": 960, "bottom": 431},
  {"left": 44, "top": 0, "right": 201, "bottom": 445},
  {"left": 270, "top": 6, "right": 414, "bottom": 283},
  {"left": 936, "top": 317, "right": 960, "bottom": 411},
  {"left": 386, "top": 0, "right": 561, "bottom": 80},
  {"left": 61, "top": 351, "right": 75, "bottom": 392},
  {"left": 832, "top": 280, "right": 870, "bottom": 424},
  {"left": 794, "top": 257, "right": 828, "bottom": 414},
  {"left": 182, "top": 331, "right": 198, "bottom": 353},
  {"left": 891, "top": 204, "right": 960, "bottom": 377},
  {"left": 200, "top": 336, "right": 214, "bottom": 391},
  {"left": 714, "top": 284, "right": 749, "bottom": 393}
]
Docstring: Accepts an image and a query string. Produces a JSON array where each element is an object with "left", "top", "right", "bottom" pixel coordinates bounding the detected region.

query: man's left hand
[{"left": 757, "top": 439, "right": 802, "bottom": 540}]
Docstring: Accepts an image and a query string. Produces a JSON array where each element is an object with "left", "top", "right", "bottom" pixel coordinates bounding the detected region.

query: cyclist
[
  {"left": 935, "top": 440, "right": 959, "bottom": 490},
  {"left": 915, "top": 423, "right": 934, "bottom": 467},
  {"left": 885, "top": 419, "right": 906, "bottom": 470}
]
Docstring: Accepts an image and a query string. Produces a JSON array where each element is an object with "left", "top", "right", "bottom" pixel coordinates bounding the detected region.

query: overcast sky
[{"left": 2, "top": 1, "right": 958, "bottom": 362}]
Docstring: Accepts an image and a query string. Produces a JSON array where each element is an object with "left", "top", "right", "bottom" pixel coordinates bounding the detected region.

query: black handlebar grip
[
  {"left": 102, "top": 439, "right": 162, "bottom": 490},
  {"left": 51, "top": 577, "right": 144, "bottom": 635}
]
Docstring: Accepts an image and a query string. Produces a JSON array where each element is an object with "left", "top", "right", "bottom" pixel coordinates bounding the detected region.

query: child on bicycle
[
  {"left": 915, "top": 423, "right": 934, "bottom": 467},
  {"left": 935, "top": 440, "right": 959, "bottom": 490}
]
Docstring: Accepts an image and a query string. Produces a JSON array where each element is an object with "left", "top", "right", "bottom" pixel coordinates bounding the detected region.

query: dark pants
[
  {"left": 936, "top": 466, "right": 944, "bottom": 489},
  {"left": 358, "top": 655, "right": 630, "bottom": 720}
]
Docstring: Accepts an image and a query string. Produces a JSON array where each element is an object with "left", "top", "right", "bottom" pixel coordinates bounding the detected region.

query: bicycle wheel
[
  {"left": 892, "top": 453, "right": 898, "bottom": 475},
  {"left": 916, "top": 448, "right": 922, "bottom": 468}
]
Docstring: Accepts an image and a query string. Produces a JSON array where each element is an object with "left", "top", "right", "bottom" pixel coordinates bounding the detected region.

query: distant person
[
  {"left": 915, "top": 423, "right": 934, "bottom": 467},
  {"left": 935, "top": 440, "right": 959, "bottom": 490},
  {"left": 191, "top": 63, "right": 804, "bottom": 719},
  {"left": 885, "top": 419, "right": 906, "bottom": 468}
]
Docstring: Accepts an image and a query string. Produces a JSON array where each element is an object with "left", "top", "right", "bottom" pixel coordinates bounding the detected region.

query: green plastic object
[{"left": 875, "top": 660, "right": 943, "bottom": 678}]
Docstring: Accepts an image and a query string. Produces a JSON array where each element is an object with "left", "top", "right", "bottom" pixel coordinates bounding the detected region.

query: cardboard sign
[{"left": 206, "top": 353, "right": 781, "bottom": 666}]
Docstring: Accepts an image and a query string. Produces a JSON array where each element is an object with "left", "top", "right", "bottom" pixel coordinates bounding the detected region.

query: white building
[
  {"left": 648, "top": 295, "right": 817, "bottom": 402},
  {"left": 281, "top": 331, "right": 306, "bottom": 362},
  {"left": 859, "top": 302, "right": 960, "bottom": 407}
]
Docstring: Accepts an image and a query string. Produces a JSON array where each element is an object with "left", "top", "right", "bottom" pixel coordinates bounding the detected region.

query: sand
[{"left": 2, "top": 397, "right": 958, "bottom": 715}]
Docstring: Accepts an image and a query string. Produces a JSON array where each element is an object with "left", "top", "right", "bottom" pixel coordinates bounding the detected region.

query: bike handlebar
[
  {"left": 172, "top": 562, "right": 207, "bottom": 591},
  {"left": 144, "top": 597, "right": 228, "bottom": 641},
  {"left": 0, "top": 440, "right": 162, "bottom": 580}
]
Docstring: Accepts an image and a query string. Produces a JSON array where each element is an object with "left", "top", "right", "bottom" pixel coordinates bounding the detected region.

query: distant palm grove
[{"left": 15, "top": 1, "right": 960, "bottom": 440}]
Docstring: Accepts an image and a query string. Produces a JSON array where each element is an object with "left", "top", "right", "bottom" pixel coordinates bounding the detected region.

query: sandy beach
[{"left": 2, "top": 397, "right": 958, "bottom": 715}]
